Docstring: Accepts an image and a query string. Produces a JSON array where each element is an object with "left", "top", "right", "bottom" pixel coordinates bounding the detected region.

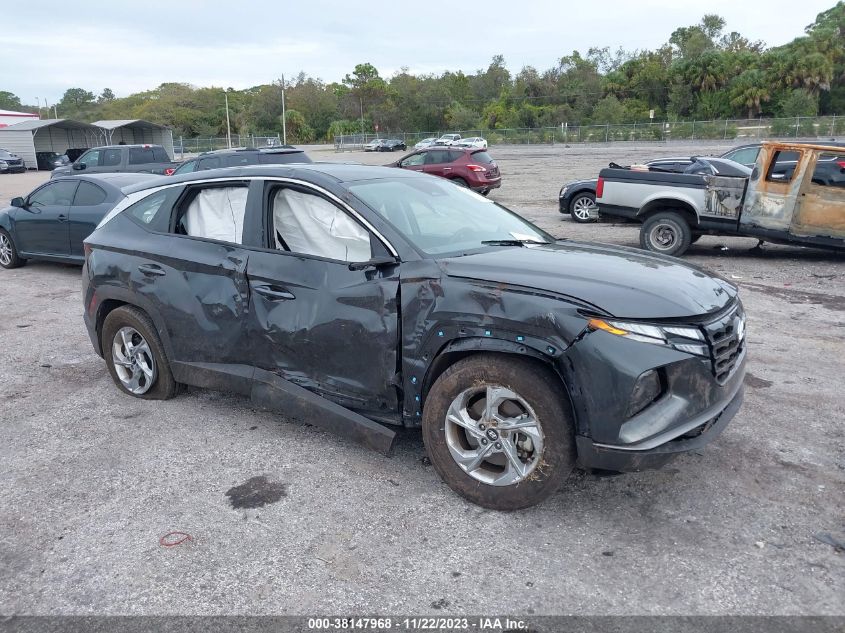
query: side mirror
[
  {"left": 73, "top": 163, "right": 86, "bottom": 171},
  {"left": 10, "top": 197, "right": 24, "bottom": 208},
  {"left": 348, "top": 256, "right": 398, "bottom": 272}
]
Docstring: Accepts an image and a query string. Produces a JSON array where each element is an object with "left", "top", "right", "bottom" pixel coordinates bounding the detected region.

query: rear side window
[
  {"left": 153, "top": 147, "right": 169, "bottom": 162},
  {"left": 29, "top": 181, "right": 78, "bottom": 206},
  {"left": 73, "top": 181, "right": 107, "bottom": 206},
  {"left": 811, "top": 153, "right": 845, "bottom": 187},
  {"left": 424, "top": 151, "right": 450, "bottom": 165},
  {"left": 129, "top": 148, "right": 156, "bottom": 165},
  {"left": 224, "top": 154, "right": 254, "bottom": 168},
  {"left": 470, "top": 151, "right": 493, "bottom": 164},
  {"left": 102, "top": 149, "right": 122, "bottom": 167},
  {"left": 173, "top": 185, "right": 249, "bottom": 244}
]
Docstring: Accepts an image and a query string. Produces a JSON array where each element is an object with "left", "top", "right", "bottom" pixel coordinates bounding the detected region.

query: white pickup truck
[{"left": 596, "top": 143, "right": 845, "bottom": 256}]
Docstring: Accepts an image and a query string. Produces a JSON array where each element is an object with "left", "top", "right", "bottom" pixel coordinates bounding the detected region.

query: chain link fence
[
  {"left": 174, "top": 134, "right": 283, "bottom": 156},
  {"left": 333, "top": 116, "right": 845, "bottom": 150}
]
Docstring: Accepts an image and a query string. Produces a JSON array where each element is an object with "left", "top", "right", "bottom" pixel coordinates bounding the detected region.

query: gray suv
[{"left": 81, "top": 164, "right": 746, "bottom": 510}]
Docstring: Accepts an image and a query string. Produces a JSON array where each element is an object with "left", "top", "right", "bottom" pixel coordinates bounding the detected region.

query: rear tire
[
  {"left": 422, "top": 354, "right": 576, "bottom": 510},
  {"left": 640, "top": 212, "right": 692, "bottom": 257},
  {"left": 0, "top": 229, "right": 25, "bottom": 269},
  {"left": 101, "top": 306, "right": 178, "bottom": 400}
]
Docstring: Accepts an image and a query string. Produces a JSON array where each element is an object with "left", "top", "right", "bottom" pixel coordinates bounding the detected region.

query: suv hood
[{"left": 437, "top": 241, "right": 736, "bottom": 319}]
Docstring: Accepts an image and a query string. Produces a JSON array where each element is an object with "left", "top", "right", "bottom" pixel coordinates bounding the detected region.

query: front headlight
[
  {"left": 559, "top": 186, "right": 568, "bottom": 198},
  {"left": 0, "top": 160, "right": 7, "bottom": 167},
  {"left": 588, "top": 318, "right": 708, "bottom": 357}
]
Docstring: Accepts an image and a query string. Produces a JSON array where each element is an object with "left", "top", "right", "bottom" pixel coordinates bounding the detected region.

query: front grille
[
  {"left": 7, "top": 159, "right": 22, "bottom": 166},
  {"left": 702, "top": 303, "right": 745, "bottom": 384}
]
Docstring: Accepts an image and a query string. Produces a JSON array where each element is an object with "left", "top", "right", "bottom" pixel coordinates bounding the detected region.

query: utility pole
[
  {"left": 225, "top": 91, "right": 232, "bottom": 149},
  {"left": 281, "top": 74, "right": 287, "bottom": 145},
  {"left": 360, "top": 96, "right": 365, "bottom": 135}
]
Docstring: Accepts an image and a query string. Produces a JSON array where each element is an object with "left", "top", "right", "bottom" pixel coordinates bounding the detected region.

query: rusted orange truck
[{"left": 596, "top": 141, "right": 845, "bottom": 256}]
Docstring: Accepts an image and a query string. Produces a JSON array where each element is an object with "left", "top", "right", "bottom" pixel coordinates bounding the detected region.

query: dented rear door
[{"left": 789, "top": 152, "right": 845, "bottom": 240}]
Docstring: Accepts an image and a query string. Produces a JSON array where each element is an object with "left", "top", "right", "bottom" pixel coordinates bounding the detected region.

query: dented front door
[{"left": 245, "top": 250, "right": 401, "bottom": 417}]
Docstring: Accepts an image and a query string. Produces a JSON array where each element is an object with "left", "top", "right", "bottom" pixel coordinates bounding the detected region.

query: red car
[{"left": 388, "top": 147, "right": 501, "bottom": 194}]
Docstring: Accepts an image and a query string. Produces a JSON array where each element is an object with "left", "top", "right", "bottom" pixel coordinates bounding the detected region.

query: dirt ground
[{"left": 0, "top": 143, "right": 843, "bottom": 616}]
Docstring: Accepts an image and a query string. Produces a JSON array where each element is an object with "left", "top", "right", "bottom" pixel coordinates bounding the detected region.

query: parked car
[
  {"left": 388, "top": 148, "right": 501, "bottom": 194},
  {"left": 434, "top": 133, "right": 462, "bottom": 146},
  {"left": 722, "top": 141, "right": 845, "bottom": 185},
  {"left": 80, "top": 164, "right": 746, "bottom": 510},
  {"left": 454, "top": 137, "right": 488, "bottom": 150},
  {"left": 377, "top": 139, "right": 407, "bottom": 152},
  {"left": 171, "top": 147, "right": 312, "bottom": 175},
  {"left": 0, "top": 148, "right": 26, "bottom": 174},
  {"left": 36, "top": 151, "right": 71, "bottom": 171},
  {"left": 0, "top": 173, "right": 161, "bottom": 268},
  {"left": 414, "top": 137, "right": 437, "bottom": 150},
  {"left": 682, "top": 156, "right": 753, "bottom": 177},
  {"left": 364, "top": 139, "right": 386, "bottom": 152},
  {"left": 51, "top": 145, "right": 179, "bottom": 179},
  {"left": 596, "top": 141, "right": 845, "bottom": 256},
  {"left": 560, "top": 157, "right": 694, "bottom": 223}
]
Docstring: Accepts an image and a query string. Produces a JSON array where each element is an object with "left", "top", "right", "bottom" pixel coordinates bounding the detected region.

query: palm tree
[{"left": 729, "top": 70, "right": 771, "bottom": 118}]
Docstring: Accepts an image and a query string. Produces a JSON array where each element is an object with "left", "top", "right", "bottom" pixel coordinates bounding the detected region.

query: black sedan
[
  {"left": 80, "top": 164, "right": 745, "bottom": 510},
  {"left": 560, "top": 157, "right": 694, "bottom": 223},
  {"left": 378, "top": 139, "right": 407, "bottom": 152},
  {"left": 0, "top": 173, "right": 161, "bottom": 268}
]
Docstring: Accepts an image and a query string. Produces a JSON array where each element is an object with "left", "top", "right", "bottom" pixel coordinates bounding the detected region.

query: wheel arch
[
  {"left": 638, "top": 197, "right": 699, "bottom": 227},
  {"left": 421, "top": 340, "right": 577, "bottom": 425},
  {"left": 567, "top": 187, "right": 597, "bottom": 212},
  {"left": 92, "top": 290, "right": 175, "bottom": 360}
]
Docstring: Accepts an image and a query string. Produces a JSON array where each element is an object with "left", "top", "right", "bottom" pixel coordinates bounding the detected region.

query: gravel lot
[{"left": 1, "top": 143, "right": 843, "bottom": 616}]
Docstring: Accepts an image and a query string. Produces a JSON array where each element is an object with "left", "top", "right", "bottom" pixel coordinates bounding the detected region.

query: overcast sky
[{"left": 3, "top": 0, "right": 836, "bottom": 106}]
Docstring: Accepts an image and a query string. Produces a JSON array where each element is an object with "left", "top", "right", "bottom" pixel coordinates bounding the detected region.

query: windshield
[{"left": 348, "top": 177, "right": 550, "bottom": 256}]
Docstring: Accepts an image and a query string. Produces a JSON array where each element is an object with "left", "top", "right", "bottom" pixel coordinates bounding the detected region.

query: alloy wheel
[
  {"left": 0, "top": 234, "right": 12, "bottom": 266},
  {"left": 111, "top": 326, "right": 157, "bottom": 395},
  {"left": 444, "top": 385, "right": 545, "bottom": 486},
  {"left": 572, "top": 196, "right": 598, "bottom": 221}
]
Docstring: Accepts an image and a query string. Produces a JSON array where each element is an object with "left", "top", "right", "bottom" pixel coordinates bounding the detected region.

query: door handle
[
  {"left": 138, "top": 264, "right": 166, "bottom": 277},
  {"left": 443, "top": 167, "right": 452, "bottom": 171},
  {"left": 253, "top": 285, "right": 295, "bottom": 301},
  {"left": 57, "top": 214, "right": 67, "bottom": 222}
]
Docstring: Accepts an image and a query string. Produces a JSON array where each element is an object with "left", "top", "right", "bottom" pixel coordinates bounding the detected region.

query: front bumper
[{"left": 576, "top": 383, "right": 743, "bottom": 472}]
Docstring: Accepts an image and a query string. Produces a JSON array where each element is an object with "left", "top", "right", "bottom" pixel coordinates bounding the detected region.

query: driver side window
[
  {"left": 78, "top": 150, "right": 101, "bottom": 167},
  {"left": 270, "top": 186, "right": 372, "bottom": 262},
  {"left": 29, "top": 181, "right": 78, "bottom": 206},
  {"left": 401, "top": 153, "right": 425, "bottom": 167}
]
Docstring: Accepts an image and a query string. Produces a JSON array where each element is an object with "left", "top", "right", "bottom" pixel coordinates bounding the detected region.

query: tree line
[{"left": 2, "top": 4, "right": 844, "bottom": 143}]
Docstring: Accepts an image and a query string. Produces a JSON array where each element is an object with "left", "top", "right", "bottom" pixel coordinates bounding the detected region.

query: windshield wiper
[{"left": 481, "top": 239, "right": 550, "bottom": 246}]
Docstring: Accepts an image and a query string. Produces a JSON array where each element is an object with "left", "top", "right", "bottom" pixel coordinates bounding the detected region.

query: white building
[{"left": 0, "top": 109, "right": 39, "bottom": 128}]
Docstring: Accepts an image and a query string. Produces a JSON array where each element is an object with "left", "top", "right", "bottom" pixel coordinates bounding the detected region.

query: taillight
[
  {"left": 164, "top": 168, "right": 175, "bottom": 176},
  {"left": 596, "top": 177, "right": 605, "bottom": 198},
  {"left": 837, "top": 161, "right": 845, "bottom": 169},
  {"left": 466, "top": 164, "right": 486, "bottom": 172}
]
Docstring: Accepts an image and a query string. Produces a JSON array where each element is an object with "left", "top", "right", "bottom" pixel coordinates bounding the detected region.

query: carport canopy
[
  {"left": 93, "top": 120, "right": 174, "bottom": 158},
  {"left": 0, "top": 119, "right": 104, "bottom": 169}
]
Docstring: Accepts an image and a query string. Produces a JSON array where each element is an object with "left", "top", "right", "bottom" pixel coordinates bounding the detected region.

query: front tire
[
  {"left": 422, "top": 354, "right": 576, "bottom": 510},
  {"left": 640, "top": 212, "right": 693, "bottom": 257},
  {"left": 101, "top": 306, "right": 178, "bottom": 400},
  {"left": 569, "top": 193, "right": 598, "bottom": 223},
  {"left": 0, "top": 229, "right": 25, "bottom": 269}
]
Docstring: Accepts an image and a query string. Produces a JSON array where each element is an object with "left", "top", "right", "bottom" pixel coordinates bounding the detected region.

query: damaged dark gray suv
[{"left": 82, "top": 164, "right": 746, "bottom": 510}]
